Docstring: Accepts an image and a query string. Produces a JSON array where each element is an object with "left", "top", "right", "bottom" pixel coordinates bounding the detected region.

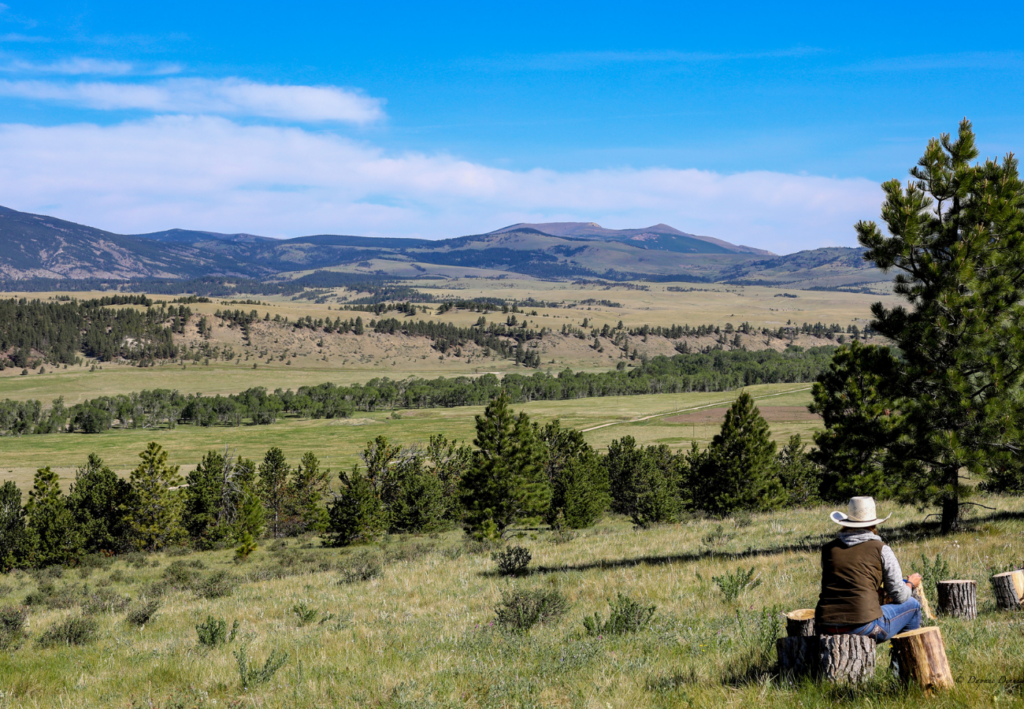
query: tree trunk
[
  {"left": 785, "top": 608, "right": 816, "bottom": 637},
  {"left": 818, "top": 634, "right": 876, "bottom": 684},
  {"left": 936, "top": 580, "right": 977, "bottom": 619},
  {"left": 890, "top": 627, "right": 955, "bottom": 695},
  {"left": 991, "top": 570, "right": 1024, "bottom": 611},
  {"left": 777, "top": 636, "right": 817, "bottom": 677},
  {"left": 940, "top": 492, "right": 960, "bottom": 534}
]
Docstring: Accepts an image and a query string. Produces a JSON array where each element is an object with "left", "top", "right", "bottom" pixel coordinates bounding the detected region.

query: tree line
[
  {"left": 0, "top": 389, "right": 828, "bottom": 570},
  {"left": 0, "top": 348, "right": 836, "bottom": 436}
]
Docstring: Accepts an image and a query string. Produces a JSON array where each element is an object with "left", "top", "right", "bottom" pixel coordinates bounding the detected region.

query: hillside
[{"left": 0, "top": 205, "right": 883, "bottom": 288}]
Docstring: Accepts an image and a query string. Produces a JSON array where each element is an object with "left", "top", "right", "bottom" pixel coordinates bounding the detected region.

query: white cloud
[
  {"left": 0, "top": 116, "right": 881, "bottom": 253},
  {"left": 0, "top": 77, "right": 385, "bottom": 123},
  {"left": 0, "top": 57, "right": 181, "bottom": 75}
]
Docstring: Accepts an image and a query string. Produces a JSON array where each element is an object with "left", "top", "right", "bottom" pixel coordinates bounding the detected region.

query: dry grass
[{"left": 0, "top": 496, "right": 1020, "bottom": 708}]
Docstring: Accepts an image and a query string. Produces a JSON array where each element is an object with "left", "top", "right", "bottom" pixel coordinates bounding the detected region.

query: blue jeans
[{"left": 850, "top": 597, "right": 921, "bottom": 642}]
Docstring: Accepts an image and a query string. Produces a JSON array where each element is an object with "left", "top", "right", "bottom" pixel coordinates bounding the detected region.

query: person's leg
[{"left": 877, "top": 597, "right": 921, "bottom": 639}]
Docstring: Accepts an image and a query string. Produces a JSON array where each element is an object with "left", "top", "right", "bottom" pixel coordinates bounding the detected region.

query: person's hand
[{"left": 907, "top": 573, "right": 922, "bottom": 589}]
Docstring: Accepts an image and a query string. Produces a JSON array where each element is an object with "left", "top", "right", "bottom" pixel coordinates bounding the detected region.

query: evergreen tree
[
  {"left": 289, "top": 451, "right": 330, "bottom": 534},
  {"left": 605, "top": 436, "right": 646, "bottom": 515},
  {"left": 460, "top": 391, "right": 550, "bottom": 535},
  {"left": 853, "top": 120, "right": 1024, "bottom": 532},
  {"left": 776, "top": 435, "right": 822, "bottom": 508},
  {"left": 234, "top": 477, "right": 266, "bottom": 542},
  {"left": 809, "top": 342, "right": 905, "bottom": 501},
  {"left": 26, "top": 466, "right": 83, "bottom": 566},
  {"left": 698, "top": 392, "right": 782, "bottom": 515},
  {"left": 547, "top": 449, "right": 609, "bottom": 529},
  {"left": 425, "top": 434, "right": 472, "bottom": 522},
  {"left": 182, "top": 451, "right": 227, "bottom": 546},
  {"left": 604, "top": 436, "right": 678, "bottom": 525},
  {"left": 126, "top": 442, "right": 186, "bottom": 552},
  {"left": 67, "top": 454, "right": 131, "bottom": 553},
  {"left": 323, "top": 466, "right": 387, "bottom": 547},
  {"left": 390, "top": 467, "right": 447, "bottom": 534},
  {"left": 258, "top": 447, "right": 291, "bottom": 537},
  {"left": 0, "top": 481, "right": 32, "bottom": 571},
  {"left": 360, "top": 435, "right": 409, "bottom": 513}
]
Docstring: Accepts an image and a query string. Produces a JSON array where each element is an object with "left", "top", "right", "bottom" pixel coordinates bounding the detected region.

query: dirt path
[{"left": 579, "top": 386, "right": 814, "bottom": 432}]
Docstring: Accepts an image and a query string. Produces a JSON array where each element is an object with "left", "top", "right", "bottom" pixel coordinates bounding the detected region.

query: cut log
[
  {"left": 818, "top": 634, "right": 875, "bottom": 684},
  {"left": 890, "top": 626, "right": 955, "bottom": 695},
  {"left": 777, "top": 636, "right": 817, "bottom": 677},
  {"left": 990, "top": 570, "right": 1024, "bottom": 611},
  {"left": 936, "top": 580, "right": 977, "bottom": 619},
  {"left": 785, "top": 608, "right": 816, "bottom": 637}
]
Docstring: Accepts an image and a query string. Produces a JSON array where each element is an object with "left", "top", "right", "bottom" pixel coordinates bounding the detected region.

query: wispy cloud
[
  {"left": 473, "top": 47, "right": 823, "bottom": 71},
  {"left": 0, "top": 32, "right": 46, "bottom": 42},
  {"left": 0, "top": 57, "right": 182, "bottom": 75},
  {"left": 848, "top": 51, "right": 1024, "bottom": 72},
  {"left": 0, "top": 115, "right": 880, "bottom": 252},
  {"left": 0, "top": 77, "right": 385, "bottom": 123}
]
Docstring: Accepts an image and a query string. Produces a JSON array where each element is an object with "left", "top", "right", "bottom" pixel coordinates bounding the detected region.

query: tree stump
[
  {"left": 937, "top": 580, "right": 977, "bottom": 619},
  {"left": 990, "top": 570, "right": 1024, "bottom": 611},
  {"left": 818, "top": 634, "right": 876, "bottom": 684},
  {"left": 890, "top": 627, "right": 955, "bottom": 695},
  {"left": 777, "top": 636, "right": 817, "bottom": 677},
  {"left": 785, "top": 608, "right": 816, "bottom": 637}
]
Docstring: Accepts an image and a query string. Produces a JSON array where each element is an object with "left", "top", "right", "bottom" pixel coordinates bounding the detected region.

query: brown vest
[{"left": 815, "top": 537, "right": 884, "bottom": 626}]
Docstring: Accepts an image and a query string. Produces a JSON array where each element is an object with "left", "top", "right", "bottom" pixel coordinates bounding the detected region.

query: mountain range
[{"left": 0, "top": 205, "right": 887, "bottom": 290}]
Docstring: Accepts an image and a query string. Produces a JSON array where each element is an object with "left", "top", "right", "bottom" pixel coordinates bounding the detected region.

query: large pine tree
[
  {"left": 0, "top": 481, "right": 32, "bottom": 571},
  {"left": 67, "top": 453, "right": 132, "bottom": 553},
  {"left": 258, "top": 447, "right": 291, "bottom": 537},
  {"left": 126, "top": 442, "right": 186, "bottom": 552},
  {"left": 323, "top": 466, "right": 388, "bottom": 547},
  {"left": 698, "top": 392, "right": 782, "bottom": 515},
  {"left": 460, "top": 391, "right": 550, "bottom": 534},
  {"left": 289, "top": 452, "right": 330, "bottom": 534},
  {"left": 26, "top": 466, "right": 83, "bottom": 566}
]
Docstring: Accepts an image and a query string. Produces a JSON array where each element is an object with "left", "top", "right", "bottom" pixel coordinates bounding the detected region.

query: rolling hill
[{"left": 0, "top": 206, "right": 887, "bottom": 289}]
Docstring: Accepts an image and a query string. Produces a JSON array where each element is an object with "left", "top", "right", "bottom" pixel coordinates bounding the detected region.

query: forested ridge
[{"left": 0, "top": 347, "right": 835, "bottom": 435}]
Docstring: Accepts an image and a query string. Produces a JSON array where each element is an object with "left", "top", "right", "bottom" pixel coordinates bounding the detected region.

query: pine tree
[
  {"left": 234, "top": 478, "right": 266, "bottom": 542},
  {"left": 289, "top": 451, "right": 330, "bottom": 534},
  {"left": 390, "top": 467, "right": 447, "bottom": 534},
  {"left": 26, "top": 466, "right": 83, "bottom": 566},
  {"left": 67, "top": 453, "right": 132, "bottom": 553},
  {"left": 425, "top": 434, "right": 472, "bottom": 522},
  {"left": 126, "top": 442, "right": 186, "bottom": 552},
  {"left": 258, "top": 447, "right": 291, "bottom": 537},
  {"left": 0, "top": 481, "right": 32, "bottom": 571},
  {"left": 698, "top": 392, "right": 782, "bottom": 515},
  {"left": 809, "top": 342, "right": 904, "bottom": 501},
  {"left": 776, "top": 435, "right": 822, "bottom": 508},
  {"left": 182, "top": 450, "right": 224, "bottom": 545},
  {"left": 323, "top": 466, "right": 387, "bottom": 547},
  {"left": 853, "top": 120, "right": 1024, "bottom": 532},
  {"left": 460, "top": 391, "right": 550, "bottom": 535},
  {"left": 547, "top": 450, "right": 609, "bottom": 529}
]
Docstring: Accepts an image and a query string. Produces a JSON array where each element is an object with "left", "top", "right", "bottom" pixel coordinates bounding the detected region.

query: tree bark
[
  {"left": 777, "top": 636, "right": 817, "bottom": 677},
  {"left": 936, "top": 580, "right": 977, "bottom": 619},
  {"left": 785, "top": 608, "right": 816, "bottom": 637},
  {"left": 890, "top": 627, "right": 955, "bottom": 695},
  {"left": 940, "top": 492, "right": 960, "bottom": 534},
  {"left": 818, "top": 634, "right": 876, "bottom": 684},
  {"left": 991, "top": 570, "right": 1024, "bottom": 611}
]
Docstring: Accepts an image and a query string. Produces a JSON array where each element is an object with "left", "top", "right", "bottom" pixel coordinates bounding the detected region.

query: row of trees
[{"left": 0, "top": 348, "right": 837, "bottom": 436}]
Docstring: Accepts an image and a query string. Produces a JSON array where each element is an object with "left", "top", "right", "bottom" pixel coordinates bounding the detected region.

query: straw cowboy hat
[{"left": 830, "top": 496, "right": 892, "bottom": 528}]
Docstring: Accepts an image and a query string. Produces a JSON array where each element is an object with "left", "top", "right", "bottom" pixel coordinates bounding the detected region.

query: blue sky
[{"left": 0, "top": 1, "right": 1022, "bottom": 253}]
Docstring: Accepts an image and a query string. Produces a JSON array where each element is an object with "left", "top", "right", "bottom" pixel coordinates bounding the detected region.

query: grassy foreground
[{"left": 0, "top": 496, "right": 1021, "bottom": 708}]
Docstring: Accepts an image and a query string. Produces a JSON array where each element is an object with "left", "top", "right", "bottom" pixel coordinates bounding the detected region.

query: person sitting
[{"left": 815, "top": 496, "right": 922, "bottom": 641}]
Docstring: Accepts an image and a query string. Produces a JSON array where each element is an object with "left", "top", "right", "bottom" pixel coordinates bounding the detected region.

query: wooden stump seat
[
  {"left": 785, "top": 608, "right": 816, "bottom": 637},
  {"left": 936, "top": 580, "right": 977, "bottom": 619},
  {"left": 890, "top": 626, "right": 954, "bottom": 695},
  {"left": 991, "top": 570, "right": 1024, "bottom": 611},
  {"left": 818, "top": 634, "right": 876, "bottom": 684}
]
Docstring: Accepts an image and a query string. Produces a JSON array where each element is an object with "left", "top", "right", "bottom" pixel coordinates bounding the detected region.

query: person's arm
[{"left": 881, "top": 545, "right": 911, "bottom": 603}]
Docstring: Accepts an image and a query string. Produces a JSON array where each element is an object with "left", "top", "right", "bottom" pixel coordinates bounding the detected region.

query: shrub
[
  {"left": 196, "top": 616, "right": 239, "bottom": 647},
  {"left": 583, "top": 593, "right": 656, "bottom": 636},
  {"left": 492, "top": 545, "right": 532, "bottom": 576},
  {"left": 919, "top": 553, "right": 952, "bottom": 599},
  {"left": 0, "top": 606, "right": 28, "bottom": 650},
  {"left": 194, "top": 571, "right": 234, "bottom": 600},
  {"left": 712, "top": 566, "right": 761, "bottom": 602},
  {"left": 126, "top": 599, "right": 160, "bottom": 626},
  {"left": 291, "top": 602, "right": 319, "bottom": 626},
  {"left": 82, "top": 589, "right": 131, "bottom": 615},
  {"left": 37, "top": 615, "right": 98, "bottom": 648},
  {"left": 233, "top": 645, "right": 288, "bottom": 690},
  {"left": 494, "top": 588, "right": 570, "bottom": 633},
  {"left": 163, "top": 560, "right": 205, "bottom": 587},
  {"left": 338, "top": 552, "right": 383, "bottom": 584}
]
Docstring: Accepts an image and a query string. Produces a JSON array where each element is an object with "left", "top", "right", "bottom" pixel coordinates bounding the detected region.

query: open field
[
  {"left": 0, "top": 496, "right": 1020, "bottom": 708},
  {"left": 0, "top": 384, "right": 815, "bottom": 491}
]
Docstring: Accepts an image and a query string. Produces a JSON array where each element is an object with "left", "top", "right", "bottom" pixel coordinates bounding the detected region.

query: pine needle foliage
[{"left": 125, "top": 442, "right": 185, "bottom": 552}]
